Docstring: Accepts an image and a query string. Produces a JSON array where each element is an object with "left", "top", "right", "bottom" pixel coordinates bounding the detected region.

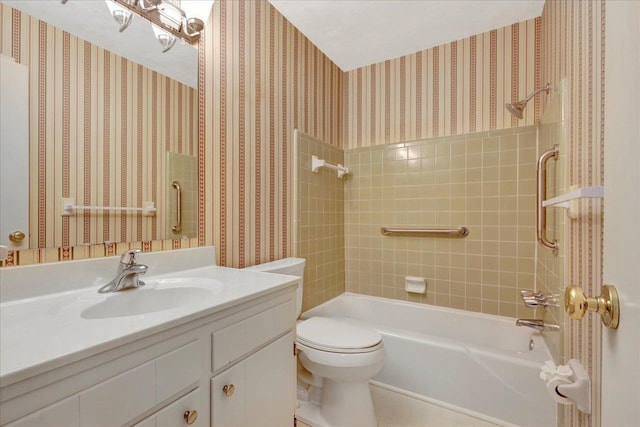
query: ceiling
[
  {"left": 4, "top": 0, "right": 214, "bottom": 88},
  {"left": 269, "top": 0, "right": 545, "bottom": 71}
]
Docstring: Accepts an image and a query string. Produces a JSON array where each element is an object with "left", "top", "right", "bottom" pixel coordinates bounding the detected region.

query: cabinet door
[
  {"left": 245, "top": 331, "right": 295, "bottom": 427},
  {"left": 211, "top": 332, "right": 295, "bottom": 427},
  {"left": 211, "top": 360, "right": 245, "bottom": 426},
  {"left": 134, "top": 387, "right": 204, "bottom": 427}
]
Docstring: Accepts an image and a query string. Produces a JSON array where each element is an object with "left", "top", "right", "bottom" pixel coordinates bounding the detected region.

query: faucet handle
[{"left": 120, "top": 248, "right": 142, "bottom": 265}]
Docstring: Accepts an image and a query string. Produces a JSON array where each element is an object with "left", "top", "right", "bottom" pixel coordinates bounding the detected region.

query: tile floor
[{"left": 297, "top": 384, "right": 500, "bottom": 427}]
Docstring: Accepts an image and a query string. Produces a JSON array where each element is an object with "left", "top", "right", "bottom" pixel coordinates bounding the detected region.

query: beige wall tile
[
  {"left": 295, "top": 132, "right": 346, "bottom": 311},
  {"left": 344, "top": 126, "right": 538, "bottom": 316}
]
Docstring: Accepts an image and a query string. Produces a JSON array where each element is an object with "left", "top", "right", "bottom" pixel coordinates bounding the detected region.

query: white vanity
[{"left": 0, "top": 247, "right": 299, "bottom": 427}]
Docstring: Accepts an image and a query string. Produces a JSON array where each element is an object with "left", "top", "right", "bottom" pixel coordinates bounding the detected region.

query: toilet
[{"left": 244, "top": 258, "right": 385, "bottom": 427}]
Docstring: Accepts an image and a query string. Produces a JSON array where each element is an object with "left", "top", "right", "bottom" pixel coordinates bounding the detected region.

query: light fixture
[
  {"left": 152, "top": 24, "right": 177, "bottom": 53},
  {"left": 139, "top": 0, "right": 162, "bottom": 12},
  {"left": 105, "top": 0, "right": 134, "bottom": 33},
  {"left": 183, "top": 17, "right": 205, "bottom": 38},
  {"left": 111, "top": 0, "right": 205, "bottom": 45}
]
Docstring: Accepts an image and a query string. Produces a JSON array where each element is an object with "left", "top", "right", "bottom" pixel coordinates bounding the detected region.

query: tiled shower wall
[
  {"left": 294, "top": 131, "right": 345, "bottom": 312},
  {"left": 345, "top": 126, "right": 538, "bottom": 318}
]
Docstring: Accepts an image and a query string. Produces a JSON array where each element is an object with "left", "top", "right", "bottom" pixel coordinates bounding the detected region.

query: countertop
[{"left": 0, "top": 264, "right": 299, "bottom": 387}]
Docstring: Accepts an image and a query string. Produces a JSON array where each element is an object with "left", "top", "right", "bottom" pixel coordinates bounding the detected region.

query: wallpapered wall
[
  {"left": 200, "top": 0, "right": 344, "bottom": 268},
  {"left": 540, "top": 1, "right": 606, "bottom": 427},
  {"left": 0, "top": 4, "right": 197, "bottom": 251},
  {"left": 344, "top": 18, "right": 541, "bottom": 148}
]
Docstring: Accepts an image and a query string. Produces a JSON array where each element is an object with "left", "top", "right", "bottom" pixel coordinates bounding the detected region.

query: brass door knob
[
  {"left": 183, "top": 410, "right": 198, "bottom": 425},
  {"left": 565, "top": 284, "right": 619, "bottom": 329},
  {"left": 223, "top": 384, "right": 235, "bottom": 397},
  {"left": 9, "top": 231, "right": 25, "bottom": 242}
]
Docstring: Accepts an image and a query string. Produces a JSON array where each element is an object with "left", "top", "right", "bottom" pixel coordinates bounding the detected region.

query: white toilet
[{"left": 244, "top": 258, "right": 385, "bottom": 427}]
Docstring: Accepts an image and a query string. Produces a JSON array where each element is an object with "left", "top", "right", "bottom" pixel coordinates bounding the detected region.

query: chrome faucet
[
  {"left": 515, "top": 319, "right": 560, "bottom": 332},
  {"left": 98, "top": 249, "right": 148, "bottom": 293}
]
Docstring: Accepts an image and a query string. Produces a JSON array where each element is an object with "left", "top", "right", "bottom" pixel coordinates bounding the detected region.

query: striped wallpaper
[
  {"left": 200, "top": 0, "right": 344, "bottom": 268},
  {"left": 540, "top": 1, "right": 607, "bottom": 427},
  {"left": 344, "top": 18, "right": 542, "bottom": 148},
  {"left": 0, "top": 3, "right": 197, "bottom": 250}
]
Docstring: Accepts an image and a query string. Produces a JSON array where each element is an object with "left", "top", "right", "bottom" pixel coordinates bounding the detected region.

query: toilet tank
[{"left": 244, "top": 258, "right": 305, "bottom": 317}]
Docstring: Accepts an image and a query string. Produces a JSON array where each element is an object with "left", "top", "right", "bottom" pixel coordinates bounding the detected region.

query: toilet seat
[{"left": 296, "top": 317, "right": 382, "bottom": 354}]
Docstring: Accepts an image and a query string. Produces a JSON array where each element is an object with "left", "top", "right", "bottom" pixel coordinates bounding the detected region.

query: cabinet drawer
[
  {"left": 156, "top": 340, "right": 202, "bottom": 403},
  {"left": 212, "top": 300, "right": 294, "bottom": 371},
  {"left": 5, "top": 395, "right": 79, "bottom": 427},
  {"left": 135, "top": 387, "right": 204, "bottom": 427},
  {"left": 79, "top": 362, "right": 156, "bottom": 427},
  {"left": 78, "top": 339, "right": 202, "bottom": 427}
]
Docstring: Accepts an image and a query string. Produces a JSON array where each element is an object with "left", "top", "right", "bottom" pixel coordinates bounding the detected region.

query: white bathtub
[{"left": 301, "top": 293, "right": 556, "bottom": 427}]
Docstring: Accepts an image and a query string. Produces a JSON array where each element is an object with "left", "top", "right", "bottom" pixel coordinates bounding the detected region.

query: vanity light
[
  {"left": 110, "top": 0, "right": 205, "bottom": 45},
  {"left": 152, "top": 24, "right": 177, "bottom": 53},
  {"left": 105, "top": 0, "right": 134, "bottom": 33},
  {"left": 139, "top": 0, "right": 162, "bottom": 12}
]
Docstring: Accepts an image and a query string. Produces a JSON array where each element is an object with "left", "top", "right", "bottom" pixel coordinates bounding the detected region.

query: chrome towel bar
[
  {"left": 536, "top": 144, "right": 559, "bottom": 253},
  {"left": 381, "top": 226, "right": 469, "bottom": 237}
]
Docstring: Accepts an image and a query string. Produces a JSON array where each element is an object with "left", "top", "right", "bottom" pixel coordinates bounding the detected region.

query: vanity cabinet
[{"left": 1, "top": 289, "right": 296, "bottom": 427}]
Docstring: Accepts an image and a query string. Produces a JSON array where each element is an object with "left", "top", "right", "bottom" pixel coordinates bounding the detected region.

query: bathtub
[{"left": 301, "top": 293, "right": 556, "bottom": 427}]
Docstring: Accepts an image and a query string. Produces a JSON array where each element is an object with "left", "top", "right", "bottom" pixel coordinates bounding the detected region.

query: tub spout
[{"left": 515, "top": 319, "right": 560, "bottom": 332}]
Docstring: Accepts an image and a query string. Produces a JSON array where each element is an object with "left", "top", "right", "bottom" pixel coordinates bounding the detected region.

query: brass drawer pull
[
  {"left": 223, "top": 384, "right": 235, "bottom": 397},
  {"left": 183, "top": 410, "right": 198, "bottom": 425}
]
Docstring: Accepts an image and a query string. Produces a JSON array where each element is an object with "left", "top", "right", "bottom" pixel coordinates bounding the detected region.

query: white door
[
  {"left": 601, "top": 1, "right": 640, "bottom": 426},
  {"left": 0, "top": 54, "right": 29, "bottom": 250}
]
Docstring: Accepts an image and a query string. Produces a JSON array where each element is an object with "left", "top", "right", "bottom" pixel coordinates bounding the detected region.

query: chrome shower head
[
  {"left": 505, "top": 83, "right": 551, "bottom": 119},
  {"left": 505, "top": 100, "right": 526, "bottom": 119}
]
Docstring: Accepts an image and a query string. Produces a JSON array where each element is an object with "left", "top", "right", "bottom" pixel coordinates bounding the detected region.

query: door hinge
[{"left": 293, "top": 342, "right": 297, "bottom": 355}]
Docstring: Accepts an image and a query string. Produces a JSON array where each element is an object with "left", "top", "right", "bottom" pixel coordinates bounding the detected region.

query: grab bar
[
  {"left": 381, "top": 226, "right": 469, "bottom": 237},
  {"left": 536, "top": 145, "right": 559, "bottom": 253},
  {"left": 171, "top": 180, "right": 182, "bottom": 234}
]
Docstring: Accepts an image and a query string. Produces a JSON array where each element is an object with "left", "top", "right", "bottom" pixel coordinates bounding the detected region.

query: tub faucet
[
  {"left": 515, "top": 319, "right": 560, "bottom": 332},
  {"left": 98, "top": 249, "right": 148, "bottom": 293}
]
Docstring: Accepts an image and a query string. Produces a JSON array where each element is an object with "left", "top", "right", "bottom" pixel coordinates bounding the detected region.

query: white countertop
[{"left": 0, "top": 249, "right": 299, "bottom": 387}]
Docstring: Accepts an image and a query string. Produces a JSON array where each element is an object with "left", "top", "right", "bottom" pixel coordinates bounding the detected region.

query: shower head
[
  {"left": 505, "top": 83, "right": 551, "bottom": 119},
  {"left": 505, "top": 100, "right": 527, "bottom": 119}
]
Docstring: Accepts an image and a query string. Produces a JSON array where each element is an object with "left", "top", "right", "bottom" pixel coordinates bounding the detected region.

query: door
[
  {"left": 0, "top": 54, "right": 29, "bottom": 250},
  {"left": 601, "top": 1, "right": 640, "bottom": 426}
]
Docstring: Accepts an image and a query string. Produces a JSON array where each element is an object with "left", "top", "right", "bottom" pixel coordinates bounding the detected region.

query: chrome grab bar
[
  {"left": 536, "top": 144, "right": 559, "bottom": 253},
  {"left": 171, "top": 180, "right": 182, "bottom": 234},
  {"left": 381, "top": 226, "right": 469, "bottom": 237}
]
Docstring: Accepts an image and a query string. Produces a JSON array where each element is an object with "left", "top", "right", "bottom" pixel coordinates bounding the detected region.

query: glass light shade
[
  {"left": 152, "top": 25, "right": 177, "bottom": 53},
  {"left": 104, "top": 0, "right": 133, "bottom": 32}
]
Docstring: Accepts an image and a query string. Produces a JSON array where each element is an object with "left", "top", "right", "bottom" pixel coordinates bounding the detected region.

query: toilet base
[
  {"left": 295, "top": 381, "right": 378, "bottom": 427},
  {"left": 321, "top": 379, "right": 377, "bottom": 427}
]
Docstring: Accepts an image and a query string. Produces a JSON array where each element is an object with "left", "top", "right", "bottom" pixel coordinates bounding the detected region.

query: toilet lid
[{"left": 296, "top": 317, "right": 382, "bottom": 351}]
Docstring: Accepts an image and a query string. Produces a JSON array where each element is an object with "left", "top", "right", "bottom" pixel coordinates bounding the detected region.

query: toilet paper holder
[{"left": 540, "top": 359, "right": 591, "bottom": 414}]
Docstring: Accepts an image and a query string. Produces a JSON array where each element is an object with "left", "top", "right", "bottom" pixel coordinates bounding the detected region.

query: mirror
[{"left": 0, "top": 0, "right": 210, "bottom": 251}]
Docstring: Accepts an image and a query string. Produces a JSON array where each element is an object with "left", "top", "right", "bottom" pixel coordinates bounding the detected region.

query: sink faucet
[
  {"left": 98, "top": 249, "right": 148, "bottom": 293},
  {"left": 515, "top": 319, "right": 560, "bottom": 332}
]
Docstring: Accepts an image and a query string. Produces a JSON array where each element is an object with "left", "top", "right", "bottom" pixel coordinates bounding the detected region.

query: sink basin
[
  {"left": 45, "top": 277, "right": 225, "bottom": 319},
  {"left": 79, "top": 277, "right": 225, "bottom": 319},
  {"left": 81, "top": 286, "right": 213, "bottom": 319}
]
